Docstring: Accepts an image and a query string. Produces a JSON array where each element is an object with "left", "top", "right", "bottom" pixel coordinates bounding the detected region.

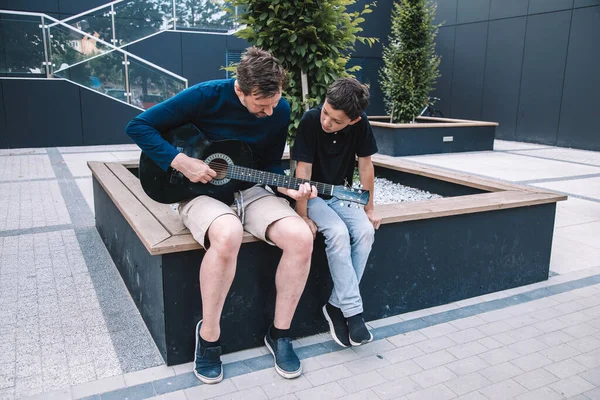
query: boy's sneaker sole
[
  {"left": 193, "top": 320, "right": 223, "bottom": 384},
  {"left": 322, "top": 305, "right": 349, "bottom": 348},
  {"left": 349, "top": 330, "right": 374, "bottom": 346},
  {"left": 264, "top": 336, "right": 302, "bottom": 379}
]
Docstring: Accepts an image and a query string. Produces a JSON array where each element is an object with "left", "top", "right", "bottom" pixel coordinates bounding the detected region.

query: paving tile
[
  {"left": 478, "top": 379, "right": 528, "bottom": 400},
  {"left": 406, "top": 383, "right": 456, "bottom": 400},
  {"left": 387, "top": 331, "right": 428, "bottom": 348},
  {"left": 335, "top": 388, "right": 380, "bottom": 400},
  {"left": 514, "top": 386, "right": 564, "bottom": 400},
  {"left": 508, "top": 338, "right": 549, "bottom": 356},
  {"left": 415, "top": 336, "right": 457, "bottom": 354},
  {"left": 419, "top": 323, "right": 459, "bottom": 339},
  {"left": 446, "top": 341, "right": 489, "bottom": 360},
  {"left": 477, "top": 337, "right": 504, "bottom": 350},
  {"left": 377, "top": 359, "right": 424, "bottom": 381},
  {"left": 574, "top": 348, "right": 600, "bottom": 369},
  {"left": 371, "top": 376, "right": 422, "bottom": 399},
  {"left": 303, "top": 365, "right": 352, "bottom": 387},
  {"left": 445, "top": 355, "right": 490, "bottom": 376},
  {"left": 294, "top": 381, "right": 346, "bottom": 400},
  {"left": 343, "top": 354, "right": 391, "bottom": 375},
  {"left": 211, "top": 386, "right": 268, "bottom": 400},
  {"left": 448, "top": 316, "right": 486, "bottom": 330},
  {"left": 567, "top": 335, "right": 600, "bottom": 353},
  {"left": 480, "top": 361, "right": 524, "bottom": 383},
  {"left": 478, "top": 347, "right": 521, "bottom": 366},
  {"left": 350, "top": 338, "right": 395, "bottom": 358},
  {"left": 444, "top": 372, "right": 491, "bottom": 396},
  {"left": 549, "top": 375, "right": 596, "bottom": 398},
  {"left": 260, "top": 376, "right": 313, "bottom": 399},
  {"left": 231, "top": 368, "right": 281, "bottom": 391},
  {"left": 540, "top": 343, "right": 582, "bottom": 362},
  {"left": 313, "top": 348, "right": 359, "bottom": 368},
  {"left": 379, "top": 345, "right": 425, "bottom": 364},
  {"left": 337, "top": 370, "right": 387, "bottom": 393},
  {"left": 184, "top": 379, "right": 237, "bottom": 400},
  {"left": 413, "top": 350, "right": 457, "bottom": 370},
  {"left": 410, "top": 365, "right": 457, "bottom": 388},
  {"left": 511, "top": 352, "right": 554, "bottom": 372},
  {"left": 513, "top": 368, "right": 560, "bottom": 390},
  {"left": 578, "top": 366, "right": 600, "bottom": 386}
]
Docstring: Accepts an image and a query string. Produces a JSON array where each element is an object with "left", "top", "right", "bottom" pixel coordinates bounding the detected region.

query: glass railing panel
[
  {"left": 0, "top": 14, "right": 46, "bottom": 75},
  {"left": 58, "top": 5, "right": 114, "bottom": 47},
  {"left": 47, "top": 22, "right": 116, "bottom": 75},
  {"left": 127, "top": 57, "right": 186, "bottom": 110},
  {"left": 54, "top": 50, "right": 128, "bottom": 102},
  {"left": 175, "top": 0, "right": 242, "bottom": 32},
  {"left": 112, "top": 0, "right": 173, "bottom": 46}
]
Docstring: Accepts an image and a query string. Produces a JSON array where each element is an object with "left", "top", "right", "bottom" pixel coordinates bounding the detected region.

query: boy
[{"left": 292, "top": 77, "right": 381, "bottom": 347}]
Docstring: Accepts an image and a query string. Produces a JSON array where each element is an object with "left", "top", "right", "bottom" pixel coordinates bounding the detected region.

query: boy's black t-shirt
[{"left": 292, "top": 105, "right": 378, "bottom": 186}]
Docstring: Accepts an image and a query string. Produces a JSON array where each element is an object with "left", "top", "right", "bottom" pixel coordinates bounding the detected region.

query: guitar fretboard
[{"left": 227, "top": 165, "right": 333, "bottom": 196}]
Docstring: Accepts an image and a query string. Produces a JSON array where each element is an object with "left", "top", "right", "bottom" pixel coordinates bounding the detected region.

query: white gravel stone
[{"left": 373, "top": 177, "right": 442, "bottom": 205}]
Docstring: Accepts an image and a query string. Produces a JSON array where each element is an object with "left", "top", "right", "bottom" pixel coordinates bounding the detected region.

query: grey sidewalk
[{"left": 0, "top": 140, "right": 599, "bottom": 399}]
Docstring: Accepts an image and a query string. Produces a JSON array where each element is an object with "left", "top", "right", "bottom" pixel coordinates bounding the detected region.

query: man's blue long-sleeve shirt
[{"left": 126, "top": 79, "right": 290, "bottom": 175}]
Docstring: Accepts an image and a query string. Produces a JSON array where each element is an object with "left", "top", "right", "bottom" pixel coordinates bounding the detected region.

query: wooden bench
[{"left": 89, "top": 155, "right": 566, "bottom": 365}]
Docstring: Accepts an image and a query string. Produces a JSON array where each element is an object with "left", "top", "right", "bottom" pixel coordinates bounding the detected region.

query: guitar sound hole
[{"left": 208, "top": 159, "right": 229, "bottom": 180}]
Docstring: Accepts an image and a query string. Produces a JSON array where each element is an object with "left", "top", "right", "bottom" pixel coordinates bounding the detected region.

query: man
[
  {"left": 292, "top": 77, "right": 382, "bottom": 347},
  {"left": 126, "top": 47, "right": 316, "bottom": 383}
]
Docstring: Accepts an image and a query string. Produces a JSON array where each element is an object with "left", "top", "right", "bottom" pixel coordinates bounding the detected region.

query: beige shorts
[{"left": 179, "top": 185, "right": 299, "bottom": 249}]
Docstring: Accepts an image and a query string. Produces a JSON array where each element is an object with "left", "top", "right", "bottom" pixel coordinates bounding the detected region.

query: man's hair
[
  {"left": 236, "top": 47, "right": 286, "bottom": 99},
  {"left": 326, "top": 78, "right": 370, "bottom": 120}
]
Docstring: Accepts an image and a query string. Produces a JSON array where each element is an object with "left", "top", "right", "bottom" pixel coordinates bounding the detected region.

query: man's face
[
  {"left": 235, "top": 83, "right": 282, "bottom": 118},
  {"left": 320, "top": 100, "right": 361, "bottom": 133}
]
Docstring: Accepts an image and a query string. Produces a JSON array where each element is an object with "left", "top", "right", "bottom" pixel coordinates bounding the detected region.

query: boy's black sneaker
[
  {"left": 347, "top": 314, "right": 373, "bottom": 346},
  {"left": 322, "top": 303, "right": 351, "bottom": 348},
  {"left": 193, "top": 320, "right": 223, "bottom": 384},
  {"left": 264, "top": 327, "right": 302, "bottom": 379}
]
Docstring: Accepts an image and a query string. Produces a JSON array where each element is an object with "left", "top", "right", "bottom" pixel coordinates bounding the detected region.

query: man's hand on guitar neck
[
  {"left": 171, "top": 153, "right": 217, "bottom": 184},
  {"left": 277, "top": 182, "right": 317, "bottom": 202}
]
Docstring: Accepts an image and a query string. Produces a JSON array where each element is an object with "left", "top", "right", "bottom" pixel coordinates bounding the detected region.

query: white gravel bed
[{"left": 373, "top": 176, "right": 442, "bottom": 205}]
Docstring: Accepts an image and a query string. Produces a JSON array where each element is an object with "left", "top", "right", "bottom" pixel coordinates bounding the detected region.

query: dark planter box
[
  {"left": 369, "top": 116, "right": 497, "bottom": 156},
  {"left": 89, "top": 158, "right": 564, "bottom": 366}
]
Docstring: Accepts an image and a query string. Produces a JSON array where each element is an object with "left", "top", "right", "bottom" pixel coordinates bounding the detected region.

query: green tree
[
  {"left": 380, "top": 0, "right": 440, "bottom": 123},
  {"left": 226, "top": 0, "right": 377, "bottom": 143},
  {"left": 176, "top": 0, "right": 237, "bottom": 31}
]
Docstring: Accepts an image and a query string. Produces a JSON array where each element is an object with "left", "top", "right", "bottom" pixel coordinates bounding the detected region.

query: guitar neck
[{"left": 227, "top": 165, "right": 333, "bottom": 196}]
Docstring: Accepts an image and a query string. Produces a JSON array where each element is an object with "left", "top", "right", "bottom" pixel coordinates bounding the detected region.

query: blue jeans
[{"left": 308, "top": 196, "right": 375, "bottom": 317}]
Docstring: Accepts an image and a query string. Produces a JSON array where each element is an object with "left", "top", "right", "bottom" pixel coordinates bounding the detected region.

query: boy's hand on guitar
[
  {"left": 171, "top": 153, "right": 217, "bottom": 184},
  {"left": 277, "top": 182, "right": 317, "bottom": 201}
]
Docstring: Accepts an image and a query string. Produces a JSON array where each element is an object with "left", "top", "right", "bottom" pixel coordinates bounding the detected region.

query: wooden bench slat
[
  {"left": 88, "top": 161, "right": 171, "bottom": 251},
  {"left": 375, "top": 190, "right": 566, "bottom": 224},
  {"left": 105, "top": 162, "right": 189, "bottom": 236},
  {"left": 371, "top": 154, "right": 541, "bottom": 193},
  {"left": 152, "top": 231, "right": 259, "bottom": 255}
]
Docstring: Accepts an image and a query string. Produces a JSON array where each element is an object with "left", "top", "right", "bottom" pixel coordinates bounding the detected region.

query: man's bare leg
[
  {"left": 199, "top": 214, "right": 244, "bottom": 341},
  {"left": 267, "top": 216, "right": 313, "bottom": 329}
]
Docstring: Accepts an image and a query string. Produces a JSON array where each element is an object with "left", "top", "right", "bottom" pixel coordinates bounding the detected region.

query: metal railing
[
  {"left": 0, "top": 10, "right": 188, "bottom": 109},
  {"left": 54, "top": 0, "right": 242, "bottom": 49}
]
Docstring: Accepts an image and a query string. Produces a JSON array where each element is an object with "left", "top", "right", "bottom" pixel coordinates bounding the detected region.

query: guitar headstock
[{"left": 331, "top": 184, "right": 370, "bottom": 207}]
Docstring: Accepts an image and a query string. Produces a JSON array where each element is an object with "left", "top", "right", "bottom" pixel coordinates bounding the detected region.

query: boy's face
[{"left": 320, "top": 100, "right": 361, "bottom": 133}]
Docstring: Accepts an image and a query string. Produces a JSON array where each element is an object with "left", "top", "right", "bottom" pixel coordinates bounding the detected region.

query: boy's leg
[
  {"left": 308, "top": 197, "right": 363, "bottom": 317},
  {"left": 327, "top": 200, "right": 375, "bottom": 346},
  {"left": 180, "top": 196, "right": 244, "bottom": 383}
]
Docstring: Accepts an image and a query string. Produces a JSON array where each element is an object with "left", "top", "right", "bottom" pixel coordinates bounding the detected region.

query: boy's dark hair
[
  {"left": 236, "top": 47, "right": 287, "bottom": 99},
  {"left": 326, "top": 78, "right": 370, "bottom": 120}
]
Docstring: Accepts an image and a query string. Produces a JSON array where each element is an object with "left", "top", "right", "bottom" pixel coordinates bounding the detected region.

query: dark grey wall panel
[
  {"left": 516, "top": 11, "right": 571, "bottom": 144},
  {"left": 490, "top": 0, "right": 529, "bottom": 19},
  {"left": 225, "top": 35, "right": 250, "bottom": 52},
  {"left": 433, "top": 26, "right": 456, "bottom": 117},
  {"left": 481, "top": 17, "right": 526, "bottom": 140},
  {"left": 450, "top": 22, "right": 488, "bottom": 120},
  {"left": 80, "top": 88, "right": 138, "bottom": 146},
  {"left": 182, "top": 33, "right": 227, "bottom": 85},
  {"left": 58, "top": 0, "right": 106, "bottom": 15},
  {"left": 457, "top": 0, "right": 490, "bottom": 24},
  {"left": 433, "top": 0, "right": 458, "bottom": 26},
  {"left": 575, "top": 0, "right": 600, "bottom": 6},
  {"left": 0, "top": 81, "right": 6, "bottom": 149},
  {"left": 0, "top": 0, "right": 59, "bottom": 13},
  {"left": 126, "top": 32, "right": 183, "bottom": 78},
  {"left": 557, "top": 6, "right": 600, "bottom": 150},
  {"left": 2, "top": 79, "right": 82, "bottom": 148},
  {"left": 528, "top": 0, "right": 574, "bottom": 14}
]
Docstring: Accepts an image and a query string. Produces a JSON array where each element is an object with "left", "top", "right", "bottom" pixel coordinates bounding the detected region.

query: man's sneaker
[
  {"left": 322, "top": 303, "right": 351, "bottom": 347},
  {"left": 347, "top": 314, "right": 373, "bottom": 346},
  {"left": 193, "top": 320, "right": 223, "bottom": 384},
  {"left": 264, "top": 327, "right": 302, "bottom": 379}
]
